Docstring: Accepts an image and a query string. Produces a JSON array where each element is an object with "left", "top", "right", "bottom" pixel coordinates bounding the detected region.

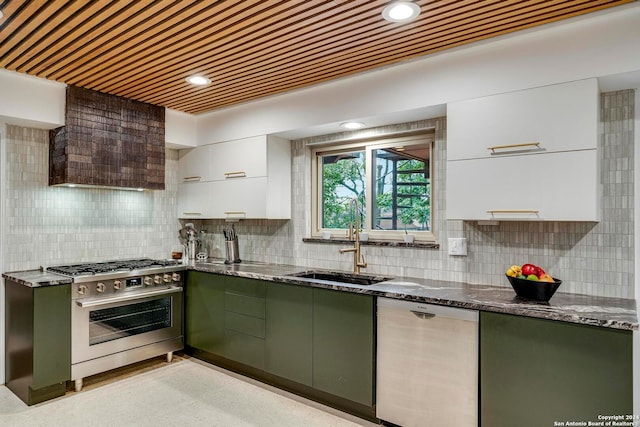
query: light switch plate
[{"left": 448, "top": 238, "right": 468, "bottom": 256}]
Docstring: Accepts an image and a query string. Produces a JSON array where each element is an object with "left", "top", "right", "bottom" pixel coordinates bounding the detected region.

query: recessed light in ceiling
[
  {"left": 340, "top": 122, "right": 365, "bottom": 130},
  {"left": 382, "top": 1, "right": 420, "bottom": 23},
  {"left": 186, "top": 75, "right": 211, "bottom": 85}
]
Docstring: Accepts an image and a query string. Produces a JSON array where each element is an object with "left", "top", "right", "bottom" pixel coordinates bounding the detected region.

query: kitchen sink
[
  {"left": 286, "top": 270, "right": 393, "bottom": 286},
  {"left": 198, "top": 259, "right": 269, "bottom": 267}
]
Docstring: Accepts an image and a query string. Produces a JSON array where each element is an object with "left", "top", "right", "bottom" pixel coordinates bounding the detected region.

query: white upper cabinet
[
  {"left": 175, "top": 181, "right": 216, "bottom": 218},
  {"left": 178, "top": 145, "right": 212, "bottom": 183},
  {"left": 209, "top": 136, "right": 268, "bottom": 181},
  {"left": 447, "top": 79, "right": 598, "bottom": 160},
  {"left": 446, "top": 79, "right": 600, "bottom": 222},
  {"left": 177, "top": 135, "right": 291, "bottom": 220}
]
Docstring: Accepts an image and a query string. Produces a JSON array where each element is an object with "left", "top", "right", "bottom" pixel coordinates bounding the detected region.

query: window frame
[{"left": 311, "top": 132, "right": 435, "bottom": 242}]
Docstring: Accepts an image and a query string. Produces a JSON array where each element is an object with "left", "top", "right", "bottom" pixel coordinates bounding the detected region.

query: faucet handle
[{"left": 358, "top": 254, "right": 367, "bottom": 268}]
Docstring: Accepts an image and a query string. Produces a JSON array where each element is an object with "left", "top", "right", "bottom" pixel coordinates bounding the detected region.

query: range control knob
[
  {"left": 77, "top": 285, "right": 88, "bottom": 295},
  {"left": 172, "top": 273, "right": 181, "bottom": 282},
  {"left": 144, "top": 276, "right": 153, "bottom": 286},
  {"left": 96, "top": 282, "right": 106, "bottom": 293},
  {"left": 163, "top": 274, "right": 171, "bottom": 283},
  {"left": 154, "top": 275, "right": 162, "bottom": 285},
  {"left": 113, "top": 280, "right": 122, "bottom": 290}
]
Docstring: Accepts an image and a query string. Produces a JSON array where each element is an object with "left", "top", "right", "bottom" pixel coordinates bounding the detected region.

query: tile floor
[{"left": 0, "top": 355, "right": 378, "bottom": 427}]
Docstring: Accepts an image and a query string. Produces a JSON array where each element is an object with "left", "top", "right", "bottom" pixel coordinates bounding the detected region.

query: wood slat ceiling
[{"left": 0, "top": 0, "right": 633, "bottom": 114}]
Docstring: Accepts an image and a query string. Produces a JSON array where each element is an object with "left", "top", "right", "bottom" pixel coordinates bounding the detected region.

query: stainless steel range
[{"left": 47, "top": 259, "right": 185, "bottom": 392}]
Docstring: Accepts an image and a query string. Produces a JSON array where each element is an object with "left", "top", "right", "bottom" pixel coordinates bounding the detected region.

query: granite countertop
[
  {"left": 192, "top": 259, "right": 639, "bottom": 331},
  {"left": 3, "top": 269, "right": 73, "bottom": 287},
  {"left": 4, "top": 260, "right": 637, "bottom": 331}
]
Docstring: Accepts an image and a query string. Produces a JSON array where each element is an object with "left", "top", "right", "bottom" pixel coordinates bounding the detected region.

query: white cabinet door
[
  {"left": 176, "top": 182, "right": 215, "bottom": 219},
  {"left": 446, "top": 150, "right": 599, "bottom": 221},
  {"left": 177, "top": 145, "right": 212, "bottom": 183},
  {"left": 447, "top": 79, "right": 598, "bottom": 161},
  {"left": 208, "top": 178, "right": 268, "bottom": 219},
  {"left": 209, "top": 136, "right": 268, "bottom": 181}
]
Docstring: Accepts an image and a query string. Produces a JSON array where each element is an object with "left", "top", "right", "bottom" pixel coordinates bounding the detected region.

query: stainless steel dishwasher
[{"left": 376, "top": 298, "right": 478, "bottom": 426}]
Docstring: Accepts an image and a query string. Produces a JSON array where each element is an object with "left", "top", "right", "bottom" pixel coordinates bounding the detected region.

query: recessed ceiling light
[
  {"left": 382, "top": 1, "right": 420, "bottom": 23},
  {"left": 186, "top": 75, "right": 211, "bottom": 85},
  {"left": 340, "top": 122, "right": 365, "bottom": 130}
]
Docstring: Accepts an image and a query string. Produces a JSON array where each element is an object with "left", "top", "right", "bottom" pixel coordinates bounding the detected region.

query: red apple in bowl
[{"left": 521, "top": 264, "right": 538, "bottom": 277}]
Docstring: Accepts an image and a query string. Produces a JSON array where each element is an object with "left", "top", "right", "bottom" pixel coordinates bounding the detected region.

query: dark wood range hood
[{"left": 49, "top": 86, "right": 165, "bottom": 190}]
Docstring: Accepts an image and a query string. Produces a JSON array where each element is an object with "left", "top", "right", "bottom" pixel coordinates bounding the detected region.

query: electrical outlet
[{"left": 448, "top": 238, "right": 468, "bottom": 256}]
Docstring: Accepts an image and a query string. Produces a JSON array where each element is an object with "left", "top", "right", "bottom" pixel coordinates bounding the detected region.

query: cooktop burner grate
[{"left": 47, "top": 258, "right": 181, "bottom": 277}]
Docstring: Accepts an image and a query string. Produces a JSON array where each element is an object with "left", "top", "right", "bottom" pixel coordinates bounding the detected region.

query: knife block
[{"left": 224, "top": 238, "right": 241, "bottom": 264}]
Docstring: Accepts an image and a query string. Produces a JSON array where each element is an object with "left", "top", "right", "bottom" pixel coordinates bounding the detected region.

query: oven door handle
[{"left": 76, "top": 286, "right": 183, "bottom": 308}]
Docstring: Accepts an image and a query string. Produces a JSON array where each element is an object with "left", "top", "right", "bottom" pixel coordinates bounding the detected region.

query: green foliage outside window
[
  {"left": 322, "top": 152, "right": 365, "bottom": 228},
  {"left": 321, "top": 145, "right": 430, "bottom": 231}
]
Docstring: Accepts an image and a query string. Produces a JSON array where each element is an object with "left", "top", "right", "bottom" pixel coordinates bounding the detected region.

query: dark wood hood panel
[{"left": 49, "top": 86, "right": 165, "bottom": 190}]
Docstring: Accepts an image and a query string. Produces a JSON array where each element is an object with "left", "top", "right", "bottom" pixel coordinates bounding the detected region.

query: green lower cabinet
[
  {"left": 5, "top": 281, "right": 71, "bottom": 405},
  {"left": 480, "top": 311, "right": 633, "bottom": 427},
  {"left": 312, "top": 288, "right": 374, "bottom": 406},
  {"left": 186, "top": 272, "right": 266, "bottom": 369},
  {"left": 186, "top": 272, "right": 375, "bottom": 416},
  {"left": 185, "top": 271, "right": 226, "bottom": 356},
  {"left": 265, "top": 282, "right": 313, "bottom": 386}
]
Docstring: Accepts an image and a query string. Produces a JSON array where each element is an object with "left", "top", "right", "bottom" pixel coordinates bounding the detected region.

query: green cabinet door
[
  {"left": 265, "top": 282, "right": 313, "bottom": 386},
  {"left": 32, "top": 285, "right": 71, "bottom": 389},
  {"left": 312, "top": 288, "right": 374, "bottom": 406},
  {"left": 185, "top": 271, "right": 226, "bottom": 356},
  {"left": 5, "top": 281, "right": 71, "bottom": 405},
  {"left": 480, "top": 311, "right": 633, "bottom": 427}
]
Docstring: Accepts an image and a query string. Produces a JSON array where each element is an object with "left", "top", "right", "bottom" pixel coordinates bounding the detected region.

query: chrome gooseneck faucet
[{"left": 339, "top": 198, "right": 367, "bottom": 274}]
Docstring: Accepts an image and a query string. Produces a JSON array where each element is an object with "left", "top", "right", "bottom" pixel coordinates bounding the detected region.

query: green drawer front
[
  {"left": 224, "top": 276, "right": 265, "bottom": 298},
  {"left": 225, "top": 311, "right": 266, "bottom": 338},
  {"left": 225, "top": 292, "right": 265, "bottom": 318},
  {"left": 225, "top": 329, "right": 265, "bottom": 370}
]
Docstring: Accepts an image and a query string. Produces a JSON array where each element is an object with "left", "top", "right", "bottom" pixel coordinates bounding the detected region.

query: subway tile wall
[
  {"left": 2, "top": 125, "right": 181, "bottom": 272},
  {"left": 197, "top": 90, "right": 635, "bottom": 299}
]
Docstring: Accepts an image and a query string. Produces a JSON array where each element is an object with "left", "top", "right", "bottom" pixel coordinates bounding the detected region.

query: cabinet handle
[
  {"left": 224, "top": 211, "right": 246, "bottom": 215},
  {"left": 182, "top": 176, "right": 202, "bottom": 181},
  {"left": 410, "top": 310, "right": 436, "bottom": 320},
  {"left": 224, "top": 171, "right": 247, "bottom": 178},
  {"left": 488, "top": 142, "right": 541, "bottom": 153},
  {"left": 182, "top": 212, "right": 202, "bottom": 215},
  {"left": 486, "top": 209, "right": 539, "bottom": 214}
]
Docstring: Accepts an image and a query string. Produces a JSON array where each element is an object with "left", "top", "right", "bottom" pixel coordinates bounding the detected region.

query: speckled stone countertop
[
  {"left": 3, "top": 269, "right": 73, "bottom": 287},
  {"left": 191, "top": 260, "right": 638, "bottom": 331}
]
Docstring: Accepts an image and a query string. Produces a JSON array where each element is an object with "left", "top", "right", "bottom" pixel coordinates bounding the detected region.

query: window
[{"left": 312, "top": 133, "right": 435, "bottom": 241}]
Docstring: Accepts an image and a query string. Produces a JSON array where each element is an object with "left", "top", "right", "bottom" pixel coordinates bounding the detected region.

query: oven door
[{"left": 72, "top": 286, "right": 183, "bottom": 364}]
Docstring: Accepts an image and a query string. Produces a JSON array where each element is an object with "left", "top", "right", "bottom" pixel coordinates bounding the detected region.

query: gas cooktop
[{"left": 47, "top": 258, "right": 181, "bottom": 277}]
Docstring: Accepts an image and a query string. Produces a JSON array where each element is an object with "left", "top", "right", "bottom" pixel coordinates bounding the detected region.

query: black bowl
[{"left": 506, "top": 274, "right": 562, "bottom": 302}]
